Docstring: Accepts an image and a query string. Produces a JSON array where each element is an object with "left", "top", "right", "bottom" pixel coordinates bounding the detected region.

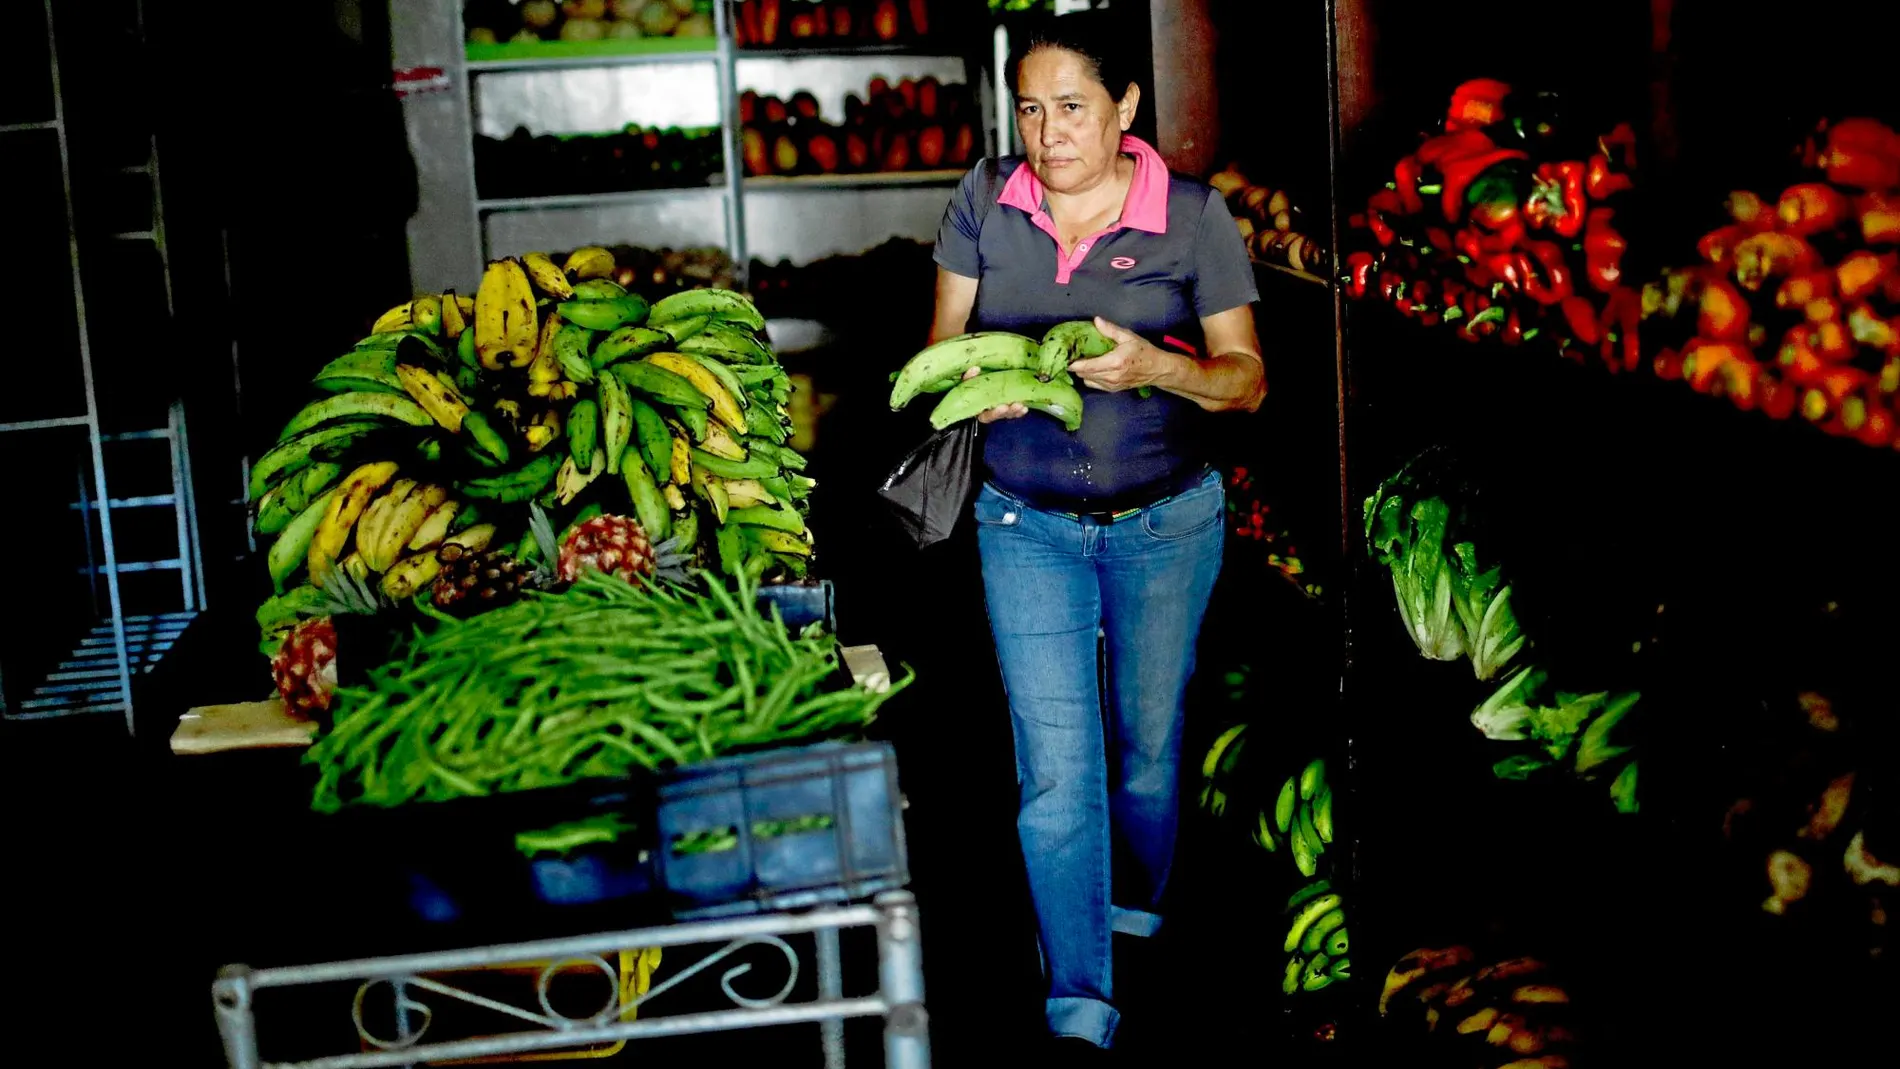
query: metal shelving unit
[{"left": 399, "top": 1, "right": 994, "bottom": 293}]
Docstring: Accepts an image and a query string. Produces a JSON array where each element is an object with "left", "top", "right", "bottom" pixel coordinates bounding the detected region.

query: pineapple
[
  {"left": 269, "top": 569, "right": 386, "bottom": 718},
  {"left": 432, "top": 543, "right": 537, "bottom": 615},
  {"left": 557, "top": 514, "right": 691, "bottom": 586}
]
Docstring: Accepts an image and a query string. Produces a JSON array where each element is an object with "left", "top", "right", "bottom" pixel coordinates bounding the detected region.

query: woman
[{"left": 928, "top": 16, "right": 1265, "bottom": 1057}]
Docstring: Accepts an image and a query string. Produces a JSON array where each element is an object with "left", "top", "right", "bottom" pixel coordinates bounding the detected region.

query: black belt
[{"left": 1019, "top": 465, "right": 1214, "bottom": 525}]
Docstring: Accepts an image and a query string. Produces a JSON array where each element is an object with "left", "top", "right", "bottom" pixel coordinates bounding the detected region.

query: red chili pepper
[
  {"left": 1446, "top": 78, "right": 1512, "bottom": 132},
  {"left": 1776, "top": 183, "right": 1850, "bottom": 236},
  {"left": 1416, "top": 128, "right": 1496, "bottom": 168},
  {"left": 1442, "top": 150, "right": 1528, "bottom": 223},
  {"left": 1598, "top": 286, "right": 1643, "bottom": 371},
  {"left": 1821, "top": 119, "right": 1900, "bottom": 191},
  {"left": 1344, "top": 252, "right": 1376, "bottom": 300},
  {"left": 1697, "top": 225, "right": 1751, "bottom": 265},
  {"left": 1585, "top": 154, "right": 1633, "bottom": 200},
  {"left": 1393, "top": 155, "right": 1426, "bottom": 215},
  {"left": 1561, "top": 295, "right": 1602, "bottom": 346},
  {"left": 1513, "top": 241, "right": 1572, "bottom": 305},
  {"left": 1525, "top": 161, "right": 1588, "bottom": 237},
  {"left": 1365, "top": 189, "right": 1402, "bottom": 247},
  {"left": 1582, "top": 208, "right": 1628, "bottom": 294},
  {"left": 1697, "top": 279, "right": 1751, "bottom": 342},
  {"left": 1501, "top": 307, "right": 1525, "bottom": 346}
]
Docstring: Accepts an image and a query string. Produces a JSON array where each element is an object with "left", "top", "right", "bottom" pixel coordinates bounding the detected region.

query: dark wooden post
[{"left": 1148, "top": 0, "right": 1220, "bottom": 177}]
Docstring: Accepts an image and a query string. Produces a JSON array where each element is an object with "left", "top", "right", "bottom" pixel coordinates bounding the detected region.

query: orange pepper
[
  {"left": 1856, "top": 193, "right": 1900, "bottom": 245},
  {"left": 1726, "top": 190, "right": 1776, "bottom": 230},
  {"left": 1775, "top": 271, "right": 1833, "bottom": 310},
  {"left": 1732, "top": 232, "right": 1819, "bottom": 291},
  {"left": 1697, "top": 279, "right": 1751, "bottom": 341},
  {"left": 1683, "top": 338, "right": 1750, "bottom": 393},
  {"left": 1776, "top": 183, "right": 1849, "bottom": 236},
  {"left": 1813, "top": 320, "right": 1856, "bottom": 361},
  {"left": 1778, "top": 326, "right": 1828, "bottom": 384},
  {"left": 1696, "top": 224, "right": 1752, "bottom": 265},
  {"left": 1836, "top": 251, "right": 1896, "bottom": 302}
]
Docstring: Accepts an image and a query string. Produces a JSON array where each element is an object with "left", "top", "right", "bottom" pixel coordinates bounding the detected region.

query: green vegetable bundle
[
  {"left": 306, "top": 569, "right": 910, "bottom": 812},
  {"left": 1471, "top": 665, "right": 1642, "bottom": 814}
]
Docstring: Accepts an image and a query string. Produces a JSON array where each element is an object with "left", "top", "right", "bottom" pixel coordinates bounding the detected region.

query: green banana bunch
[
  {"left": 647, "top": 287, "right": 766, "bottom": 333},
  {"left": 627, "top": 397, "right": 674, "bottom": 481},
  {"left": 552, "top": 322, "right": 597, "bottom": 384},
  {"left": 1038, "top": 321, "right": 1115, "bottom": 381},
  {"left": 255, "top": 461, "right": 344, "bottom": 536},
  {"left": 612, "top": 359, "right": 710, "bottom": 411},
  {"left": 1281, "top": 879, "right": 1351, "bottom": 995},
  {"left": 930, "top": 369, "right": 1085, "bottom": 432},
  {"left": 279, "top": 391, "right": 434, "bottom": 440},
  {"left": 590, "top": 325, "right": 672, "bottom": 368},
  {"left": 598, "top": 369, "right": 632, "bottom": 475},
  {"left": 312, "top": 347, "right": 404, "bottom": 396},
  {"left": 456, "top": 454, "right": 561, "bottom": 502},
  {"left": 679, "top": 322, "right": 775, "bottom": 365},
  {"left": 888, "top": 332, "right": 1041, "bottom": 410},
  {"left": 556, "top": 293, "right": 650, "bottom": 331},
  {"left": 1275, "top": 757, "right": 1335, "bottom": 878},
  {"left": 1198, "top": 722, "right": 1248, "bottom": 821},
  {"left": 249, "top": 419, "right": 389, "bottom": 501},
  {"left": 567, "top": 398, "right": 599, "bottom": 470}
]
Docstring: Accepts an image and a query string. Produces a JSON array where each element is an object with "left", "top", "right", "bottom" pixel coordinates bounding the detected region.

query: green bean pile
[{"left": 306, "top": 570, "right": 910, "bottom": 812}]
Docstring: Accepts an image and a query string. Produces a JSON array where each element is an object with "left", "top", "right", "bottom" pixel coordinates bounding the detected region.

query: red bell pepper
[
  {"left": 1720, "top": 356, "right": 1763, "bottom": 411},
  {"left": 1684, "top": 338, "right": 1748, "bottom": 394},
  {"left": 1853, "top": 400, "right": 1895, "bottom": 448},
  {"left": 1365, "top": 189, "right": 1403, "bottom": 246},
  {"left": 1848, "top": 303, "right": 1898, "bottom": 353},
  {"left": 1598, "top": 123, "right": 1638, "bottom": 169},
  {"left": 1583, "top": 208, "right": 1627, "bottom": 293},
  {"left": 1458, "top": 303, "right": 1505, "bottom": 342},
  {"left": 1778, "top": 326, "right": 1829, "bottom": 384},
  {"left": 1416, "top": 128, "right": 1495, "bottom": 168},
  {"left": 1836, "top": 250, "right": 1896, "bottom": 302},
  {"left": 1561, "top": 295, "right": 1602, "bottom": 346},
  {"left": 1812, "top": 320, "right": 1856, "bottom": 361},
  {"left": 1881, "top": 357, "right": 1900, "bottom": 394},
  {"left": 1733, "top": 232, "right": 1819, "bottom": 292},
  {"left": 1598, "top": 286, "right": 1643, "bottom": 371},
  {"left": 1821, "top": 118, "right": 1900, "bottom": 191},
  {"left": 1525, "top": 161, "right": 1587, "bottom": 237},
  {"left": 1802, "top": 366, "right": 1873, "bottom": 423},
  {"left": 1654, "top": 347, "right": 1685, "bottom": 380},
  {"left": 1806, "top": 297, "right": 1841, "bottom": 324},
  {"left": 1585, "top": 153, "right": 1633, "bottom": 200},
  {"left": 1777, "top": 183, "right": 1850, "bottom": 236},
  {"left": 1468, "top": 198, "right": 1520, "bottom": 233},
  {"left": 1442, "top": 150, "right": 1528, "bottom": 223},
  {"left": 1697, "top": 225, "right": 1752, "bottom": 265},
  {"left": 1380, "top": 270, "right": 1407, "bottom": 304},
  {"left": 1775, "top": 271, "right": 1834, "bottom": 310},
  {"left": 1726, "top": 190, "right": 1776, "bottom": 230},
  {"left": 1456, "top": 221, "right": 1524, "bottom": 262},
  {"left": 1760, "top": 374, "right": 1799, "bottom": 419},
  {"left": 1856, "top": 193, "right": 1900, "bottom": 245},
  {"left": 1344, "top": 252, "right": 1376, "bottom": 300},
  {"left": 1512, "top": 240, "right": 1572, "bottom": 305},
  {"left": 1393, "top": 155, "right": 1426, "bottom": 215},
  {"left": 1500, "top": 307, "right": 1525, "bottom": 346},
  {"left": 1697, "top": 279, "right": 1751, "bottom": 341},
  {"left": 1425, "top": 226, "right": 1456, "bottom": 255},
  {"left": 1446, "top": 79, "right": 1512, "bottom": 132}
]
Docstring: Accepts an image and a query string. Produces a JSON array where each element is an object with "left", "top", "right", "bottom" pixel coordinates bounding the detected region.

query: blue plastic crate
[
  {"left": 756, "top": 579, "right": 835, "bottom": 633},
  {"left": 654, "top": 741, "right": 908, "bottom": 919}
]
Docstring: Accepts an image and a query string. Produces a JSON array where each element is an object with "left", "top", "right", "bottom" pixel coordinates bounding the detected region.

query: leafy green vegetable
[
  {"left": 1527, "top": 690, "right": 1609, "bottom": 761},
  {"left": 1448, "top": 539, "right": 1527, "bottom": 680},
  {"left": 1575, "top": 691, "right": 1640, "bottom": 774},
  {"left": 1470, "top": 664, "right": 1546, "bottom": 741},
  {"left": 1609, "top": 761, "right": 1640, "bottom": 814},
  {"left": 1491, "top": 754, "right": 1552, "bottom": 780},
  {"left": 515, "top": 813, "right": 637, "bottom": 859}
]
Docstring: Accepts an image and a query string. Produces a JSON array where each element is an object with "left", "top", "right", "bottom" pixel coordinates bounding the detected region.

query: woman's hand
[
  {"left": 1067, "top": 317, "right": 1180, "bottom": 393},
  {"left": 965, "top": 365, "right": 1029, "bottom": 422}
]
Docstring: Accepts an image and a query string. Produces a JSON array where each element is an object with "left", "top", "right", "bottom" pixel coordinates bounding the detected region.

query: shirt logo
[{"left": 1110, "top": 256, "right": 1138, "bottom": 270}]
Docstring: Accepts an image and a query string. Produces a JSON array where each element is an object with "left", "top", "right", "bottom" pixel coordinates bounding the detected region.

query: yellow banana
[
  {"left": 522, "top": 251, "right": 575, "bottom": 299},
  {"left": 381, "top": 552, "right": 443, "bottom": 600},
  {"left": 648, "top": 352, "right": 746, "bottom": 431},
  {"left": 669, "top": 435, "right": 692, "bottom": 485},
  {"left": 308, "top": 461, "right": 400, "bottom": 586},
  {"left": 372, "top": 301, "right": 413, "bottom": 334},
  {"left": 406, "top": 500, "right": 460, "bottom": 553},
  {"left": 454, "top": 294, "right": 475, "bottom": 319},
  {"left": 395, "top": 364, "right": 471, "bottom": 432},
  {"left": 412, "top": 295, "right": 443, "bottom": 336},
  {"left": 369, "top": 483, "right": 449, "bottom": 572},
  {"left": 750, "top": 528, "right": 812, "bottom": 557},
  {"left": 439, "top": 290, "right": 467, "bottom": 339},
  {"left": 353, "top": 478, "right": 419, "bottom": 572},
  {"left": 475, "top": 259, "right": 537, "bottom": 370},
  {"left": 339, "top": 552, "right": 372, "bottom": 586},
  {"left": 445, "top": 523, "right": 497, "bottom": 553},
  {"left": 524, "top": 408, "right": 562, "bottom": 452},
  {"left": 723, "top": 478, "right": 772, "bottom": 508},
  {"left": 554, "top": 449, "right": 607, "bottom": 505},
  {"left": 526, "top": 313, "right": 575, "bottom": 399},
  {"left": 662, "top": 483, "right": 687, "bottom": 511},
  {"left": 699, "top": 420, "right": 747, "bottom": 461},
  {"left": 563, "top": 245, "right": 616, "bottom": 280}
]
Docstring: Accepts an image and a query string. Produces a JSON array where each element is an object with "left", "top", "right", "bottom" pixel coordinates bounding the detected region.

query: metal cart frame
[{"left": 213, "top": 891, "right": 928, "bottom": 1069}]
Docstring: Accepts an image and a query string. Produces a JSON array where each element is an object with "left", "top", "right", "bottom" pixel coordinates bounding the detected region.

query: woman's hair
[{"left": 1006, "top": 12, "right": 1139, "bottom": 105}]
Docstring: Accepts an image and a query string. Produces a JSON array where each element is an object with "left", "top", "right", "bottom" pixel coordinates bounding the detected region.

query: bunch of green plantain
[
  {"left": 1264, "top": 757, "right": 1338, "bottom": 878},
  {"left": 248, "top": 245, "right": 817, "bottom": 657},
  {"left": 1281, "top": 879, "right": 1352, "bottom": 996},
  {"left": 888, "top": 320, "right": 1116, "bottom": 431}
]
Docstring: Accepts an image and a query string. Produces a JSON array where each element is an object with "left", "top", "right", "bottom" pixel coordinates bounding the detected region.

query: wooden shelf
[{"left": 1254, "top": 259, "right": 1331, "bottom": 287}]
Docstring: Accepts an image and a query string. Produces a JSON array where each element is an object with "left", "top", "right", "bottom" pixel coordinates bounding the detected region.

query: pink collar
[{"left": 996, "top": 135, "right": 1169, "bottom": 234}]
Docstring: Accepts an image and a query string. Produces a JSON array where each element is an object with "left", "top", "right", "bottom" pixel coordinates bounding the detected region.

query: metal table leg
[{"left": 816, "top": 925, "right": 846, "bottom": 1068}]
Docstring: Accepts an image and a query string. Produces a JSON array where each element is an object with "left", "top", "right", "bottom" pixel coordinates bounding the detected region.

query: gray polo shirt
[{"left": 934, "top": 136, "right": 1257, "bottom": 512}]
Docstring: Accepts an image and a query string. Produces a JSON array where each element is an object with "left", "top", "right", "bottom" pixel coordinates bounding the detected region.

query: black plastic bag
[{"left": 878, "top": 421, "right": 980, "bottom": 550}]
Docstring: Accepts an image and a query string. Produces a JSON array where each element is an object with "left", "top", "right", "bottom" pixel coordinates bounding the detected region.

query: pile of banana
[
  {"left": 1380, "top": 946, "right": 1581, "bottom": 1067},
  {"left": 1201, "top": 726, "right": 1338, "bottom": 878},
  {"left": 249, "top": 246, "right": 812, "bottom": 638},
  {"left": 1281, "top": 878, "right": 1352, "bottom": 996},
  {"left": 888, "top": 321, "right": 1116, "bottom": 429}
]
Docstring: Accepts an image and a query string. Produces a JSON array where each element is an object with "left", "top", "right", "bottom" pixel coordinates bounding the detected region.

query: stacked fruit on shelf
[
  {"left": 1639, "top": 118, "right": 1900, "bottom": 447},
  {"left": 740, "top": 75, "right": 978, "bottom": 178},
  {"left": 608, "top": 244, "right": 742, "bottom": 299},
  {"left": 1209, "top": 164, "right": 1330, "bottom": 276},
  {"left": 1343, "top": 78, "right": 1642, "bottom": 368},
  {"left": 250, "top": 247, "right": 814, "bottom": 716},
  {"left": 1380, "top": 945, "right": 1584, "bottom": 1065},
  {"left": 475, "top": 125, "right": 724, "bottom": 201},
  {"left": 465, "top": 0, "right": 716, "bottom": 45},
  {"left": 732, "top": 0, "right": 944, "bottom": 47}
]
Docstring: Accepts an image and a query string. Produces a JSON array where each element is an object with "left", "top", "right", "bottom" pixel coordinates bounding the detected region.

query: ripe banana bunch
[
  {"left": 382, "top": 522, "right": 497, "bottom": 600},
  {"left": 475, "top": 258, "right": 538, "bottom": 370},
  {"left": 1281, "top": 879, "right": 1351, "bottom": 996},
  {"left": 307, "top": 461, "right": 400, "bottom": 587},
  {"left": 1379, "top": 946, "right": 1578, "bottom": 1064}
]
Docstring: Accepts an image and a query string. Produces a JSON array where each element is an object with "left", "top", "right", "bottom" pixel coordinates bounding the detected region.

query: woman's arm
[
  {"left": 930, "top": 268, "right": 979, "bottom": 344},
  {"left": 1071, "top": 306, "right": 1266, "bottom": 413}
]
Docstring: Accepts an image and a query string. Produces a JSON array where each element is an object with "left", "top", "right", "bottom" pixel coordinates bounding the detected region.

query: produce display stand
[{"left": 213, "top": 891, "right": 928, "bottom": 1069}]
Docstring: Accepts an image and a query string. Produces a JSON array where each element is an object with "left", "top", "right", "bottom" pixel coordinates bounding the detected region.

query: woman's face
[{"left": 1015, "top": 47, "right": 1138, "bottom": 196}]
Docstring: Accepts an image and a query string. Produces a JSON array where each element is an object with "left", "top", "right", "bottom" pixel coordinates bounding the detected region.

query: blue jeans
[{"left": 973, "top": 470, "right": 1225, "bottom": 1048}]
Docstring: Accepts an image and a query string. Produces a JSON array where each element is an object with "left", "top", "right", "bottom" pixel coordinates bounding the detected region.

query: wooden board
[{"left": 171, "top": 696, "right": 316, "bottom": 755}]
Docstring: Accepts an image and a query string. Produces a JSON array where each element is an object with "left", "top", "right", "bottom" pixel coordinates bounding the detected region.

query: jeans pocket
[
  {"left": 973, "top": 484, "right": 1024, "bottom": 528},
  {"left": 1139, "top": 474, "right": 1224, "bottom": 541}
]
